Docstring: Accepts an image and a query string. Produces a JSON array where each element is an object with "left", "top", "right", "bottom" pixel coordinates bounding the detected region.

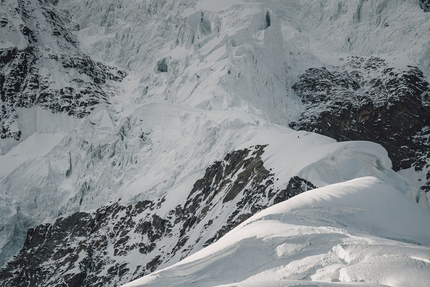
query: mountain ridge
[{"left": 0, "top": 0, "right": 429, "bottom": 286}]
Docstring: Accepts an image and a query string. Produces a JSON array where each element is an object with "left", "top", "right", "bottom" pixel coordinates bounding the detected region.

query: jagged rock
[
  {"left": 0, "top": 202, "right": 154, "bottom": 287},
  {"left": 273, "top": 176, "right": 317, "bottom": 204},
  {"left": 0, "top": 0, "right": 126, "bottom": 140},
  {"left": 420, "top": 0, "right": 430, "bottom": 12},
  {"left": 0, "top": 145, "right": 315, "bottom": 286},
  {"left": 184, "top": 145, "right": 274, "bottom": 246},
  {"left": 290, "top": 56, "right": 430, "bottom": 192}
]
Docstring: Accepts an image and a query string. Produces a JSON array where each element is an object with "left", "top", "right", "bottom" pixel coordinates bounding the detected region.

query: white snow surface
[
  {"left": 0, "top": 0, "right": 429, "bottom": 284},
  {"left": 123, "top": 177, "right": 430, "bottom": 287}
]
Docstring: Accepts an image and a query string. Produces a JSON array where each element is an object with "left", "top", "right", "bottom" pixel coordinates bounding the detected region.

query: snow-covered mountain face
[
  {"left": 290, "top": 56, "right": 430, "bottom": 192},
  {"left": 0, "top": 0, "right": 429, "bottom": 286},
  {"left": 124, "top": 177, "right": 430, "bottom": 287},
  {"left": 0, "top": 0, "right": 126, "bottom": 147}
]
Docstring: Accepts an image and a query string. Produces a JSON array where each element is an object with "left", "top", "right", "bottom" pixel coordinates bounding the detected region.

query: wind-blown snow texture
[
  {"left": 124, "top": 177, "right": 430, "bottom": 287},
  {"left": 0, "top": 0, "right": 430, "bottom": 286}
]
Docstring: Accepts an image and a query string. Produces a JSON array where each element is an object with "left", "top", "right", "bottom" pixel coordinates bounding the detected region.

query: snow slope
[
  {"left": 2, "top": 101, "right": 415, "bottom": 270},
  {"left": 123, "top": 177, "right": 430, "bottom": 287},
  {"left": 0, "top": 0, "right": 429, "bottom": 285}
]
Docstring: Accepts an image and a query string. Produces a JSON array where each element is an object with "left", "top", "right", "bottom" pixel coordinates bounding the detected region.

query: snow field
[
  {"left": 123, "top": 177, "right": 430, "bottom": 287},
  {"left": 0, "top": 0, "right": 429, "bottom": 285}
]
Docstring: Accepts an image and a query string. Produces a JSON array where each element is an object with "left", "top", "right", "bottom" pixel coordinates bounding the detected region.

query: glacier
[{"left": 0, "top": 0, "right": 429, "bottom": 286}]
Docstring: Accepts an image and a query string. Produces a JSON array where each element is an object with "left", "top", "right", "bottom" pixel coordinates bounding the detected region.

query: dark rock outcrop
[
  {"left": 273, "top": 176, "right": 316, "bottom": 204},
  {"left": 420, "top": 0, "right": 430, "bottom": 12},
  {"left": 0, "top": 145, "right": 315, "bottom": 287},
  {"left": 157, "top": 58, "right": 168, "bottom": 73},
  {"left": 0, "top": 0, "right": 126, "bottom": 140},
  {"left": 0, "top": 202, "right": 156, "bottom": 287},
  {"left": 290, "top": 56, "right": 430, "bottom": 192},
  {"left": 184, "top": 145, "right": 274, "bottom": 246}
]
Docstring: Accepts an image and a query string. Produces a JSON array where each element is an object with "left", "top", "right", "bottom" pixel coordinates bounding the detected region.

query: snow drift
[{"left": 124, "top": 177, "right": 430, "bottom": 287}]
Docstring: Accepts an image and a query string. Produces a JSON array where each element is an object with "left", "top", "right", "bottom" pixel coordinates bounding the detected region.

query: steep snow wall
[
  {"left": 268, "top": 0, "right": 430, "bottom": 70},
  {"left": 58, "top": 0, "right": 300, "bottom": 125}
]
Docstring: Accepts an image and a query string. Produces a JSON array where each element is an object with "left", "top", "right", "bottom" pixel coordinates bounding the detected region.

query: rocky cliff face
[
  {"left": 0, "top": 145, "right": 315, "bottom": 287},
  {"left": 290, "top": 56, "right": 430, "bottom": 193},
  {"left": 0, "top": 0, "right": 126, "bottom": 140}
]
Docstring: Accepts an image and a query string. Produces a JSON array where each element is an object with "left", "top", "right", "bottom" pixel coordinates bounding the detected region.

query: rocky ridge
[
  {"left": 290, "top": 56, "right": 430, "bottom": 193},
  {"left": 0, "top": 145, "right": 315, "bottom": 286}
]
